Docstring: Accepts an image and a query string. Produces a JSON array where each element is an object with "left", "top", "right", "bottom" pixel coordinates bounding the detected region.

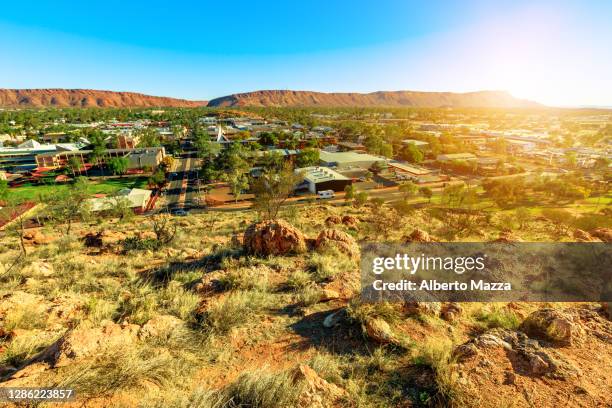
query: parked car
[
  {"left": 317, "top": 190, "right": 335, "bottom": 199},
  {"left": 171, "top": 209, "right": 189, "bottom": 216}
]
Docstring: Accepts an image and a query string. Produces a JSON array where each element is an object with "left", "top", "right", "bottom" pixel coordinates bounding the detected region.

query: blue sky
[{"left": 1, "top": 0, "right": 611, "bottom": 106}]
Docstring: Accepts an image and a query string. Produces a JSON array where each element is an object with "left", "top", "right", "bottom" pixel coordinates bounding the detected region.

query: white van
[{"left": 317, "top": 190, "right": 335, "bottom": 199}]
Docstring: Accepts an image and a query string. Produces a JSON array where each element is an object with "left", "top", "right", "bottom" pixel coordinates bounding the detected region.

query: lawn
[{"left": 8, "top": 177, "right": 150, "bottom": 202}]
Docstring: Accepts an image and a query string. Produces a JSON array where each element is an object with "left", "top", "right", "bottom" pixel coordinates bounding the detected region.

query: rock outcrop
[
  {"left": 0, "top": 89, "right": 206, "bottom": 108},
  {"left": 572, "top": 229, "right": 601, "bottom": 242},
  {"left": 520, "top": 308, "right": 585, "bottom": 345},
  {"left": 292, "top": 364, "right": 346, "bottom": 408},
  {"left": 243, "top": 220, "right": 307, "bottom": 256},
  {"left": 207, "top": 89, "right": 540, "bottom": 108},
  {"left": 42, "top": 321, "right": 140, "bottom": 367},
  {"left": 363, "top": 318, "right": 400, "bottom": 345},
  {"left": 590, "top": 228, "right": 612, "bottom": 242},
  {"left": 454, "top": 328, "right": 580, "bottom": 379},
  {"left": 404, "top": 229, "right": 437, "bottom": 243},
  {"left": 314, "top": 229, "right": 360, "bottom": 260}
]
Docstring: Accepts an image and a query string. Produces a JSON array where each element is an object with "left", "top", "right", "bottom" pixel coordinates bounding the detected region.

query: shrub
[
  {"left": 412, "top": 338, "right": 471, "bottom": 407},
  {"left": 200, "top": 290, "right": 268, "bottom": 334},
  {"left": 122, "top": 236, "right": 161, "bottom": 252},
  {"left": 472, "top": 304, "right": 520, "bottom": 330},
  {"left": 296, "top": 284, "right": 322, "bottom": 306},
  {"left": 56, "top": 346, "right": 183, "bottom": 399},
  {"left": 216, "top": 267, "right": 269, "bottom": 292},
  {"left": 0, "top": 331, "right": 58, "bottom": 367},
  {"left": 222, "top": 368, "right": 304, "bottom": 408},
  {"left": 347, "top": 299, "right": 400, "bottom": 326},
  {"left": 308, "top": 248, "right": 354, "bottom": 282},
  {"left": 159, "top": 281, "right": 200, "bottom": 321},
  {"left": 286, "top": 270, "right": 312, "bottom": 290},
  {"left": 84, "top": 297, "right": 117, "bottom": 324},
  {"left": 2, "top": 301, "right": 47, "bottom": 332},
  {"left": 115, "top": 284, "right": 159, "bottom": 325}
]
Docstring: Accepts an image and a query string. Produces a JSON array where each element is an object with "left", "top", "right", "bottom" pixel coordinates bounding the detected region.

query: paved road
[{"left": 165, "top": 154, "right": 198, "bottom": 210}]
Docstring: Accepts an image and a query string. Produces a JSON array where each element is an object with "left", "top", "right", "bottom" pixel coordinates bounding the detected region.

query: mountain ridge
[
  {"left": 207, "top": 89, "right": 541, "bottom": 108},
  {"left": 0, "top": 89, "right": 207, "bottom": 108},
  {"left": 0, "top": 88, "right": 542, "bottom": 109}
]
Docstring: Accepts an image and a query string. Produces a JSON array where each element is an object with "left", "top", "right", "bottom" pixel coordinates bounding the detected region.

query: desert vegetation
[{"left": 0, "top": 194, "right": 610, "bottom": 407}]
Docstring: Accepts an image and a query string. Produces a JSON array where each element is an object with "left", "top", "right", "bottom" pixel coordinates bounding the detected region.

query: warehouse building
[{"left": 296, "top": 166, "right": 352, "bottom": 193}]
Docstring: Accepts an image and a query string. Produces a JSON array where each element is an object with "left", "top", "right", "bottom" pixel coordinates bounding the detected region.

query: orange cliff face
[
  {"left": 207, "top": 89, "right": 542, "bottom": 108},
  {"left": 0, "top": 89, "right": 207, "bottom": 108}
]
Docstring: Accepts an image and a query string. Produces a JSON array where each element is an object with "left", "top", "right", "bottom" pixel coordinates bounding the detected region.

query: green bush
[{"left": 122, "top": 236, "right": 161, "bottom": 252}]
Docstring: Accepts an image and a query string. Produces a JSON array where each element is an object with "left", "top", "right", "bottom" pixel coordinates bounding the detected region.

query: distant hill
[
  {"left": 0, "top": 89, "right": 207, "bottom": 108},
  {"left": 207, "top": 90, "right": 541, "bottom": 108}
]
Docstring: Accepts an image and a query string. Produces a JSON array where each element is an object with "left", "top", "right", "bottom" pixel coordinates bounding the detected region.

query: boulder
[
  {"left": 403, "top": 301, "right": 442, "bottom": 316},
  {"left": 323, "top": 309, "right": 347, "bottom": 328},
  {"left": 341, "top": 215, "right": 358, "bottom": 227},
  {"left": 364, "top": 318, "right": 400, "bottom": 345},
  {"left": 315, "top": 229, "right": 360, "bottom": 260},
  {"left": 193, "top": 270, "right": 228, "bottom": 294},
  {"left": 139, "top": 315, "right": 184, "bottom": 340},
  {"left": 441, "top": 302, "right": 463, "bottom": 322},
  {"left": 319, "top": 288, "right": 341, "bottom": 302},
  {"left": 292, "top": 364, "right": 346, "bottom": 408},
  {"left": 520, "top": 308, "right": 584, "bottom": 345},
  {"left": 82, "top": 230, "right": 126, "bottom": 249},
  {"left": 494, "top": 231, "right": 523, "bottom": 242},
  {"left": 572, "top": 229, "right": 600, "bottom": 242},
  {"left": 590, "top": 228, "right": 612, "bottom": 242},
  {"left": 404, "top": 228, "right": 437, "bottom": 243},
  {"left": 453, "top": 329, "right": 579, "bottom": 378},
  {"left": 30, "top": 261, "right": 54, "bottom": 277},
  {"left": 243, "top": 220, "right": 307, "bottom": 256},
  {"left": 23, "top": 230, "right": 54, "bottom": 245},
  {"left": 42, "top": 321, "right": 140, "bottom": 367},
  {"left": 325, "top": 215, "right": 342, "bottom": 226}
]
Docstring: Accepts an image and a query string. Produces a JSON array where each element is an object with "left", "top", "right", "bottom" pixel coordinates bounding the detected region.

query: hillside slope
[
  {"left": 207, "top": 89, "right": 540, "bottom": 108},
  {"left": 0, "top": 89, "right": 207, "bottom": 108}
]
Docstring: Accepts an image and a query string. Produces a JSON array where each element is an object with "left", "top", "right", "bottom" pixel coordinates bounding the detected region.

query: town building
[
  {"left": 436, "top": 153, "right": 477, "bottom": 163},
  {"left": 297, "top": 166, "right": 352, "bottom": 193},
  {"left": 319, "top": 151, "right": 385, "bottom": 170},
  {"left": 0, "top": 140, "right": 86, "bottom": 172},
  {"left": 87, "top": 188, "right": 153, "bottom": 214},
  {"left": 36, "top": 147, "right": 165, "bottom": 170},
  {"left": 401, "top": 139, "right": 430, "bottom": 149},
  {"left": 117, "top": 133, "right": 141, "bottom": 149}
]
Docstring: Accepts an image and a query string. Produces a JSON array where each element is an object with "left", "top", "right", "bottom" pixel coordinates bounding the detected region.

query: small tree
[
  {"left": 296, "top": 148, "right": 320, "bottom": 168},
  {"left": 224, "top": 171, "right": 250, "bottom": 204},
  {"left": 401, "top": 143, "right": 424, "bottom": 163},
  {"left": 354, "top": 191, "right": 369, "bottom": 208},
  {"left": 514, "top": 207, "right": 531, "bottom": 230},
  {"left": 46, "top": 177, "right": 91, "bottom": 235},
  {"left": 344, "top": 184, "right": 356, "bottom": 203},
  {"left": 399, "top": 181, "right": 418, "bottom": 201},
  {"left": 108, "top": 195, "right": 134, "bottom": 222},
  {"left": 252, "top": 164, "right": 304, "bottom": 220},
  {"left": 0, "top": 196, "right": 28, "bottom": 263},
  {"left": 66, "top": 156, "right": 82, "bottom": 177},
  {"left": 107, "top": 156, "right": 129, "bottom": 176},
  {"left": 148, "top": 169, "right": 167, "bottom": 189},
  {"left": 419, "top": 186, "right": 433, "bottom": 203}
]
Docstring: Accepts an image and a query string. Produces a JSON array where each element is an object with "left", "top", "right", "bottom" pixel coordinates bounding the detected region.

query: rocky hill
[
  {"left": 0, "top": 89, "right": 207, "bottom": 108},
  {"left": 207, "top": 89, "right": 541, "bottom": 108}
]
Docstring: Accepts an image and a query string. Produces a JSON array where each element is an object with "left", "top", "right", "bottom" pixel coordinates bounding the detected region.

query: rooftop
[
  {"left": 297, "top": 166, "right": 350, "bottom": 183},
  {"left": 319, "top": 151, "right": 383, "bottom": 164},
  {"left": 401, "top": 139, "right": 429, "bottom": 146},
  {"left": 436, "top": 153, "right": 477, "bottom": 161}
]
